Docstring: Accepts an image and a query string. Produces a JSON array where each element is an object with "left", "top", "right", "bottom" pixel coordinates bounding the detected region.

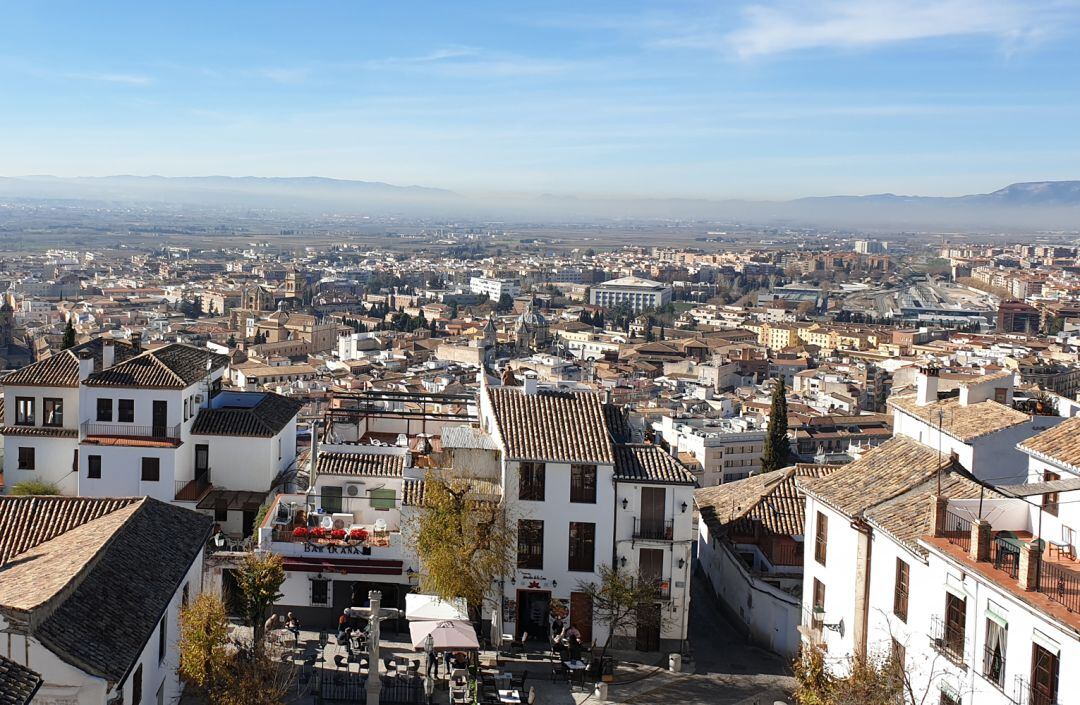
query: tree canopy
[{"left": 761, "top": 377, "right": 791, "bottom": 473}]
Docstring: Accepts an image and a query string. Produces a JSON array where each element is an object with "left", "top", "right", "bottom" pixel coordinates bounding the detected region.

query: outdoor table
[
  {"left": 498, "top": 689, "right": 521, "bottom": 704},
  {"left": 564, "top": 660, "right": 587, "bottom": 690}
]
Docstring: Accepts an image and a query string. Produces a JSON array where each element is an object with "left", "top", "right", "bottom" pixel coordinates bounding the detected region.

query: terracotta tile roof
[
  {"left": 84, "top": 343, "right": 229, "bottom": 389},
  {"left": 191, "top": 393, "right": 302, "bottom": 437},
  {"left": 866, "top": 471, "right": 1003, "bottom": 556},
  {"left": 888, "top": 394, "right": 1030, "bottom": 442},
  {"left": 402, "top": 478, "right": 425, "bottom": 506},
  {"left": 798, "top": 436, "right": 954, "bottom": 518},
  {"left": 614, "top": 444, "right": 696, "bottom": 485},
  {"left": 81, "top": 436, "right": 180, "bottom": 448},
  {"left": 696, "top": 464, "right": 838, "bottom": 537},
  {"left": 0, "top": 655, "right": 41, "bottom": 705},
  {"left": 316, "top": 451, "right": 404, "bottom": 477},
  {"left": 0, "top": 425, "right": 78, "bottom": 438},
  {"left": 0, "top": 350, "right": 81, "bottom": 387},
  {"left": 0, "top": 496, "right": 139, "bottom": 565},
  {"left": 30, "top": 498, "right": 213, "bottom": 682},
  {"left": 0, "top": 339, "right": 139, "bottom": 388},
  {"left": 485, "top": 386, "right": 615, "bottom": 463},
  {"left": 1017, "top": 416, "right": 1080, "bottom": 473}
]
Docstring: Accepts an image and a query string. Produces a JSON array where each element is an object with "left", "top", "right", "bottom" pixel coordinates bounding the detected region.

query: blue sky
[{"left": 2, "top": 0, "right": 1080, "bottom": 199}]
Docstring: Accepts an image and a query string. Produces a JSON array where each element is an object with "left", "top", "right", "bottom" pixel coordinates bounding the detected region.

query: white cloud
[
  {"left": 716, "top": 0, "right": 1067, "bottom": 58},
  {"left": 260, "top": 67, "right": 310, "bottom": 85},
  {"left": 363, "top": 46, "right": 591, "bottom": 78}
]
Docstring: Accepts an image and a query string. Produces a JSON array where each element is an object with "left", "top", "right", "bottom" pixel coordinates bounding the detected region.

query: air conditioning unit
[
  {"left": 332, "top": 513, "right": 353, "bottom": 531},
  {"left": 319, "top": 515, "right": 335, "bottom": 530},
  {"left": 346, "top": 483, "right": 364, "bottom": 497}
]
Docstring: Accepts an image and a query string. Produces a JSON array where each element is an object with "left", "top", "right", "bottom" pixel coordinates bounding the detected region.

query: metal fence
[
  {"left": 990, "top": 535, "right": 1020, "bottom": 578},
  {"left": 942, "top": 510, "right": 972, "bottom": 553},
  {"left": 1037, "top": 559, "right": 1080, "bottom": 613}
]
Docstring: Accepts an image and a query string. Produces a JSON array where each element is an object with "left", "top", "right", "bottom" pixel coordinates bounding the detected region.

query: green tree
[
  {"left": 761, "top": 377, "right": 790, "bottom": 473},
  {"left": 10, "top": 479, "right": 61, "bottom": 495},
  {"left": 61, "top": 319, "right": 76, "bottom": 349},
  {"left": 575, "top": 564, "right": 662, "bottom": 659},
  {"left": 234, "top": 552, "right": 285, "bottom": 653},
  {"left": 178, "top": 592, "right": 232, "bottom": 698},
  {"left": 409, "top": 471, "right": 517, "bottom": 617},
  {"left": 496, "top": 293, "right": 514, "bottom": 313}
]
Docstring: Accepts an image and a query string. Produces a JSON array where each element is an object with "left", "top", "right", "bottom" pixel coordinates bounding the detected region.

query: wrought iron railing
[
  {"left": 633, "top": 518, "right": 674, "bottom": 541},
  {"left": 1014, "top": 676, "right": 1061, "bottom": 705},
  {"left": 175, "top": 470, "right": 211, "bottom": 501},
  {"left": 942, "top": 510, "right": 972, "bottom": 553},
  {"left": 1036, "top": 559, "right": 1080, "bottom": 613},
  {"left": 82, "top": 421, "right": 181, "bottom": 440},
  {"left": 930, "top": 614, "right": 965, "bottom": 665},
  {"left": 982, "top": 644, "right": 1006, "bottom": 690},
  {"left": 991, "top": 535, "right": 1021, "bottom": 578}
]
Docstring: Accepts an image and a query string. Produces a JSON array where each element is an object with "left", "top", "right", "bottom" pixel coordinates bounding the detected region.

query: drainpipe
[{"left": 850, "top": 517, "right": 873, "bottom": 661}]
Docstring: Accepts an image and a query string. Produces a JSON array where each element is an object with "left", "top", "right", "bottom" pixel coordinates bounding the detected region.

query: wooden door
[
  {"left": 635, "top": 602, "right": 661, "bottom": 652},
  {"left": 640, "top": 487, "right": 666, "bottom": 539},
  {"left": 570, "top": 591, "right": 593, "bottom": 645}
]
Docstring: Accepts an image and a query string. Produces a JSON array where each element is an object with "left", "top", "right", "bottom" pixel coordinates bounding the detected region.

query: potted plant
[
  {"left": 330, "top": 528, "right": 347, "bottom": 542},
  {"left": 309, "top": 526, "right": 329, "bottom": 543},
  {"left": 349, "top": 528, "right": 368, "bottom": 544},
  {"left": 292, "top": 526, "right": 309, "bottom": 541}
]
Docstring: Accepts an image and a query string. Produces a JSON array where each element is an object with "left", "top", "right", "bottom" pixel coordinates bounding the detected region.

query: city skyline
[{"left": 3, "top": 0, "right": 1080, "bottom": 199}]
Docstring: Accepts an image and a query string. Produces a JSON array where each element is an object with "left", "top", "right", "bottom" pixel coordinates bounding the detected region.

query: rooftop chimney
[
  {"left": 102, "top": 339, "right": 115, "bottom": 369},
  {"left": 131, "top": 332, "right": 142, "bottom": 353},
  {"left": 523, "top": 373, "right": 539, "bottom": 396},
  {"left": 916, "top": 364, "right": 940, "bottom": 407},
  {"left": 77, "top": 350, "right": 94, "bottom": 381}
]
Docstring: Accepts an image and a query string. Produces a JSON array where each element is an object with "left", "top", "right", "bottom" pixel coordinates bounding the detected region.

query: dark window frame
[
  {"left": 158, "top": 613, "right": 167, "bottom": 663},
  {"left": 14, "top": 396, "right": 34, "bottom": 426},
  {"left": 570, "top": 464, "right": 597, "bottom": 503},
  {"left": 517, "top": 519, "right": 544, "bottom": 569},
  {"left": 141, "top": 457, "right": 161, "bottom": 482},
  {"left": 518, "top": 461, "right": 545, "bottom": 501},
  {"left": 97, "top": 397, "right": 113, "bottom": 422},
  {"left": 132, "top": 663, "right": 143, "bottom": 705},
  {"left": 893, "top": 558, "right": 910, "bottom": 622},
  {"left": 814, "top": 511, "right": 828, "bottom": 566},
  {"left": 118, "top": 398, "right": 135, "bottom": 423},
  {"left": 18, "top": 446, "right": 35, "bottom": 470},
  {"left": 811, "top": 578, "right": 825, "bottom": 631},
  {"left": 311, "top": 578, "right": 330, "bottom": 606},
  {"left": 1042, "top": 470, "right": 1060, "bottom": 517},
  {"left": 42, "top": 397, "right": 64, "bottom": 427},
  {"left": 88, "top": 454, "right": 102, "bottom": 479},
  {"left": 568, "top": 522, "right": 596, "bottom": 572}
]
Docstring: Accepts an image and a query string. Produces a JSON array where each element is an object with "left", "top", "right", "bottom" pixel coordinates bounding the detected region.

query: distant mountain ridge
[{"left": 1, "top": 175, "right": 1079, "bottom": 229}]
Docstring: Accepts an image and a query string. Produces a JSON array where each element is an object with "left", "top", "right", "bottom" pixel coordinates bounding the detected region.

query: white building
[
  {"left": 481, "top": 383, "right": 695, "bottom": 652},
  {"left": 589, "top": 276, "right": 673, "bottom": 313},
  {"left": 889, "top": 367, "right": 1062, "bottom": 485},
  {"left": 1, "top": 338, "right": 301, "bottom": 537},
  {"left": 470, "top": 276, "right": 521, "bottom": 301},
  {"left": 654, "top": 414, "right": 766, "bottom": 486},
  {"left": 0, "top": 496, "right": 212, "bottom": 705}
]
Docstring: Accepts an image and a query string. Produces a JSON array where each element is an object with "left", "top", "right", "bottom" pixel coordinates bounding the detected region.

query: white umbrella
[
  {"left": 406, "top": 593, "right": 469, "bottom": 621},
  {"left": 409, "top": 620, "right": 479, "bottom": 651}
]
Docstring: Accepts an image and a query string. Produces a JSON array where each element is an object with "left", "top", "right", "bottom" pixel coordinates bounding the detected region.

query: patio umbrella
[
  {"left": 406, "top": 593, "right": 469, "bottom": 622},
  {"left": 409, "top": 620, "right": 479, "bottom": 651}
]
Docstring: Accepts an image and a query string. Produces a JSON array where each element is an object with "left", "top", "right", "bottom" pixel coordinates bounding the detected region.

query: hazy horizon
[{"left": 3, "top": 1, "right": 1080, "bottom": 201}]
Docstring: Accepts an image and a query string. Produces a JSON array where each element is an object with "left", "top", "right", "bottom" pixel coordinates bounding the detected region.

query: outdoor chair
[
  {"left": 551, "top": 662, "right": 568, "bottom": 682},
  {"left": 512, "top": 670, "right": 527, "bottom": 690},
  {"left": 1050, "top": 525, "right": 1076, "bottom": 560}
]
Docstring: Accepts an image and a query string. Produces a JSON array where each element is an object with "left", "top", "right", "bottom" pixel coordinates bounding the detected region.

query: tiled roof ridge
[
  {"left": 0, "top": 496, "right": 141, "bottom": 565},
  {"left": 145, "top": 349, "right": 188, "bottom": 387}
]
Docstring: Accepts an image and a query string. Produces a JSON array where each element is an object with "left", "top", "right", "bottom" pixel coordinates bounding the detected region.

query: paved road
[{"left": 610, "top": 574, "right": 796, "bottom": 705}]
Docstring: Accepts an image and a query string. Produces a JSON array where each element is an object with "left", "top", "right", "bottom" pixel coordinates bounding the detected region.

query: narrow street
[{"left": 611, "top": 573, "right": 796, "bottom": 705}]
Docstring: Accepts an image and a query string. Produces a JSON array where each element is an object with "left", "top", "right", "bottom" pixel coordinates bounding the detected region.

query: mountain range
[{"left": 2, "top": 175, "right": 1080, "bottom": 230}]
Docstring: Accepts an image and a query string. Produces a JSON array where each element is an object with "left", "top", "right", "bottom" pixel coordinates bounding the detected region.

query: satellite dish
[{"left": 320, "top": 515, "right": 334, "bottom": 530}]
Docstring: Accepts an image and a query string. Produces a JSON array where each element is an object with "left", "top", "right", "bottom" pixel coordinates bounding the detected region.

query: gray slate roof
[
  {"left": 85, "top": 343, "right": 229, "bottom": 389},
  {"left": 191, "top": 392, "right": 302, "bottom": 437},
  {"left": 0, "top": 655, "right": 42, "bottom": 705}
]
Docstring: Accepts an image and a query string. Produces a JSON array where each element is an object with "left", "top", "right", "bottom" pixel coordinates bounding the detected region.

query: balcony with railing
[
  {"left": 175, "top": 469, "right": 212, "bottom": 502},
  {"left": 1014, "top": 676, "right": 1061, "bottom": 705},
  {"left": 929, "top": 614, "right": 966, "bottom": 666},
  {"left": 81, "top": 421, "right": 181, "bottom": 443},
  {"left": 942, "top": 509, "right": 972, "bottom": 554},
  {"left": 633, "top": 518, "right": 674, "bottom": 541}
]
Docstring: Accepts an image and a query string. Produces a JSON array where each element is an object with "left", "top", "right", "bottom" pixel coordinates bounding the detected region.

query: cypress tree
[
  {"left": 761, "top": 377, "right": 790, "bottom": 473},
  {"left": 62, "top": 319, "right": 76, "bottom": 349}
]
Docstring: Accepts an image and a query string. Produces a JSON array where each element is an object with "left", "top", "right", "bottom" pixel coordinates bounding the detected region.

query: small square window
[
  {"left": 141, "top": 457, "right": 160, "bottom": 482},
  {"left": 18, "top": 446, "right": 35, "bottom": 470},
  {"left": 96, "top": 398, "right": 113, "bottom": 422},
  {"left": 118, "top": 399, "right": 135, "bottom": 423}
]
